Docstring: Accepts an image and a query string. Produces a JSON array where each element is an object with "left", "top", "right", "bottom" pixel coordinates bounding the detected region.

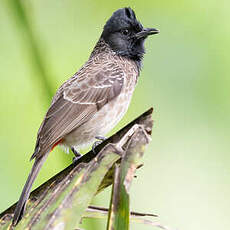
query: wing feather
[{"left": 32, "top": 61, "right": 124, "bottom": 159}]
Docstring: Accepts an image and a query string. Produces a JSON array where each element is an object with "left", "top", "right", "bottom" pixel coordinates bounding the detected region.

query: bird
[{"left": 12, "top": 7, "right": 159, "bottom": 225}]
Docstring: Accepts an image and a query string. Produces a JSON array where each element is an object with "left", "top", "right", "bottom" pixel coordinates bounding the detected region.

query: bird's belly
[{"left": 62, "top": 85, "right": 135, "bottom": 150}]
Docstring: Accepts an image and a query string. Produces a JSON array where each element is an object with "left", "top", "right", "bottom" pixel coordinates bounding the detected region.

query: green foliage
[
  {"left": 6, "top": 0, "right": 54, "bottom": 103},
  {"left": 16, "top": 146, "right": 120, "bottom": 229},
  {"left": 107, "top": 125, "right": 150, "bottom": 230}
]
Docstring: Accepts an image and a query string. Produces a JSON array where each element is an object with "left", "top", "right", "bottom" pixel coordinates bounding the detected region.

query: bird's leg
[
  {"left": 92, "top": 136, "right": 107, "bottom": 154},
  {"left": 71, "top": 147, "right": 82, "bottom": 163}
]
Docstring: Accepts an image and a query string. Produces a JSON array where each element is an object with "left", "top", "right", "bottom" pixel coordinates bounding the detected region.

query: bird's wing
[{"left": 31, "top": 61, "right": 124, "bottom": 159}]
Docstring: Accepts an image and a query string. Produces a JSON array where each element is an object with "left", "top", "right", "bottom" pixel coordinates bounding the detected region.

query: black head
[{"left": 101, "top": 7, "right": 159, "bottom": 65}]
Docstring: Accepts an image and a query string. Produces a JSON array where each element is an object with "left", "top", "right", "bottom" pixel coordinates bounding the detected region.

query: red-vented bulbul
[{"left": 13, "top": 7, "right": 159, "bottom": 225}]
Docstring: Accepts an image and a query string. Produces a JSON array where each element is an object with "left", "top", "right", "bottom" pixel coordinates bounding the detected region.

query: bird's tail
[{"left": 12, "top": 153, "right": 48, "bottom": 226}]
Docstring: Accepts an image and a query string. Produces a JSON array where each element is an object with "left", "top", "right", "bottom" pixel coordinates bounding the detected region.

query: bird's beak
[{"left": 135, "top": 28, "right": 160, "bottom": 39}]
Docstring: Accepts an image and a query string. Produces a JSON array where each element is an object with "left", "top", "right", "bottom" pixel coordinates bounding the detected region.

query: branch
[{"left": 0, "top": 108, "right": 153, "bottom": 229}]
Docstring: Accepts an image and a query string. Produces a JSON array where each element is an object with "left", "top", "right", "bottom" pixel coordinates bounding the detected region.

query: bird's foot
[
  {"left": 71, "top": 147, "right": 82, "bottom": 163},
  {"left": 92, "top": 136, "right": 107, "bottom": 154}
]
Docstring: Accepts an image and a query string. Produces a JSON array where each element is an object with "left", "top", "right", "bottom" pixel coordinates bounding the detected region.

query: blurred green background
[{"left": 1, "top": 0, "right": 230, "bottom": 229}]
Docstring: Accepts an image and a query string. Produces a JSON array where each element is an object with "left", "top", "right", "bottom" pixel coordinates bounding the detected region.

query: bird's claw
[
  {"left": 72, "top": 156, "right": 82, "bottom": 163},
  {"left": 92, "top": 136, "right": 107, "bottom": 154}
]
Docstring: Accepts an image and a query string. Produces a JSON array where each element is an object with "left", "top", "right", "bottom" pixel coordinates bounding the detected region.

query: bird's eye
[{"left": 121, "top": 29, "right": 130, "bottom": 36}]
